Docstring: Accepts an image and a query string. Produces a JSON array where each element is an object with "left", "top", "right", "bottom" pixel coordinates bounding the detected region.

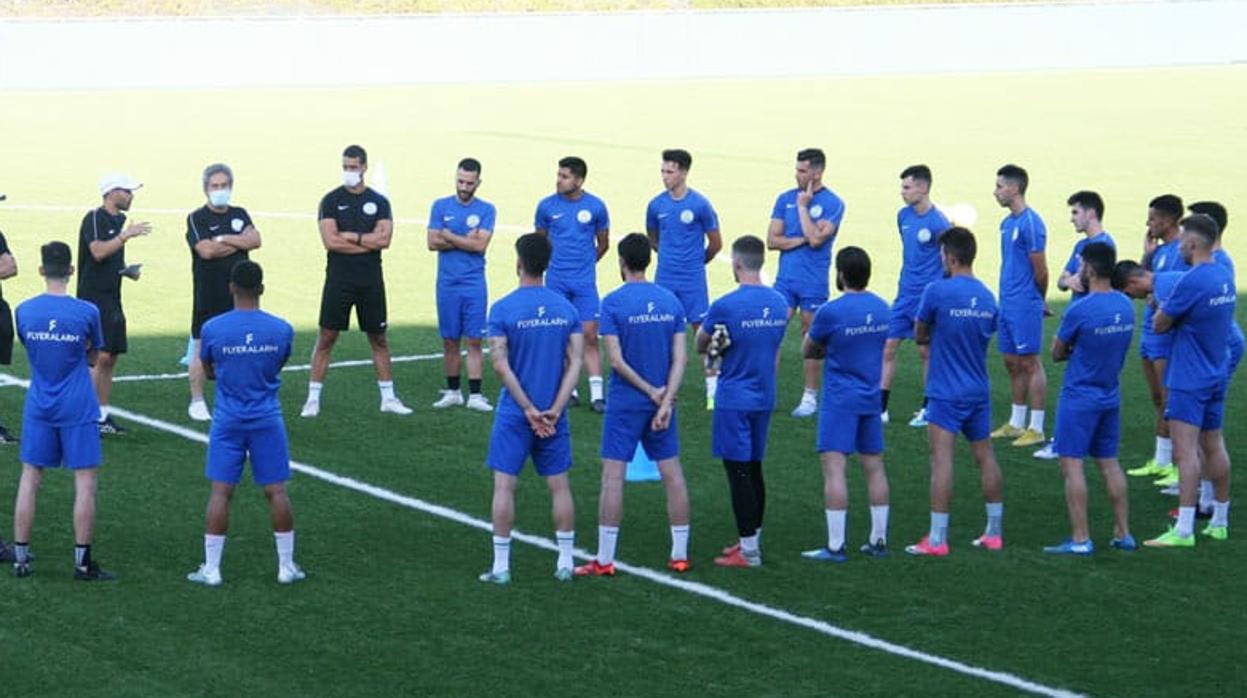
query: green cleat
[
  {"left": 706, "top": 396, "right": 715, "bottom": 411},
  {"left": 1127, "top": 459, "right": 1165, "bottom": 477},
  {"left": 1201, "top": 524, "right": 1229, "bottom": 541},
  {"left": 1143, "top": 527, "right": 1195, "bottom": 548},
  {"left": 478, "top": 570, "right": 511, "bottom": 585},
  {"left": 554, "top": 567, "right": 574, "bottom": 582},
  {"left": 1152, "top": 467, "right": 1180, "bottom": 487}
]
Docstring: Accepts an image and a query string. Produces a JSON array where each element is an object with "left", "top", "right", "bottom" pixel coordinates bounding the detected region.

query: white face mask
[
  {"left": 342, "top": 170, "right": 362, "bottom": 188},
  {"left": 207, "top": 188, "right": 231, "bottom": 208}
]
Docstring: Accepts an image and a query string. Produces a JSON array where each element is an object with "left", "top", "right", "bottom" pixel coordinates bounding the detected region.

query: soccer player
[
  {"left": 0, "top": 211, "right": 18, "bottom": 444},
  {"left": 77, "top": 172, "right": 151, "bottom": 435},
  {"left": 185, "top": 163, "right": 262, "bottom": 422},
  {"left": 880, "top": 164, "right": 950, "bottom": 428},
  {"left": 187, "top": 261, "right": 304, "bottom": 586},
  {"left": 12, "top": 241, "right": 114, "bottom": 580},
  {"left": 801, "top": 246, "right": 892, "bottom": 561},
  {"left": 905, "top": 227, "right": 1006, "bottom": 556},
  {"left": 302, "top": 145, "right": 412, "bottom": 418},
  {"left": 428, "top": 157, "right": 495, "bottom": 412},
  {"left": 575, "top": 233, "right": 691, "bottom": 577},
  {"left": 479, "top": 233, "right": 584, "bottom": 584},
  {"left": 534, "top": 156, "right": 610, "bottom": 412},
  {"left": 767, "top": 148, "right": 846, "bottom": 418},
  {"left": 1044, "top": 242, "right": 1136, "bottom": 554},
  {"left": 697, "top": 236, "right": 789, "bottom": 567},
  {"left": 646, "top": 148, "right": 722, "bottom": 409},
  {"left": 1145, "top": 214, "right": 1235, "bottom": 547},
  {"left": 1125, "top": 195, "right": 1187, "bottom": 485},
  {"left": 1034, "top": 190, "right": 1116, "bottom": 460},
  {"left": 988, "top": 164, "right": 1049, "bottom": 448}
]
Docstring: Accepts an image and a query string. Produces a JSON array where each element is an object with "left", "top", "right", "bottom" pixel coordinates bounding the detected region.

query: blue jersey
[
  {"left": 1214, "top": 248, "right": 1236, "bottom": 277},
  {"left": 488, "top": 286, "right": 582, "bottom": 417},
  {"left": 1063, "top": 232, "right": 1116, "bottom": 300},
  {"left": 1214, "top": 249, "right": 1243, "bottom": 367},
  {"left": 16, "top": 294, "right": 103, "bottom": 426},
  {"left": 428, "top": 195, "right": 495, "bottom": 287},
  {"left": 704, "top": 284, "right": 789, "bottom": 411},
  {"left": 808, "top": 291, "right": 891, "bottom": 414},
  {"left": 895, "top": 204, "right": 951, "bottom": 300},
  {"left": 534, "top": 192, "right": 609, "bottom": 283},
  {"left": 1161, "top": 262, "right": 1237, "bottom": 391},
  {"left": 1143, "top": 238, "right": 1191, "bottom": 343},
  {"left": 998, "top": 207, "right": 1047, "bottom": 309},
  {"left": 599, "top": 281, "right": 686, "bottom": 411},
  {"left": 647, "top": 188, "right": 719, "bottom": 290},
  {"left": 771, "top": 187, "right": 846, "bottom": 292},
  {"left": 1056, "top": 291, "right": 1134, "bottom": 409},
  {"left": 917, "top": 275, "right": 998, "bottom": 402},
  {"left": 200, "top": 309, "right": 294, "bottom": 424}
]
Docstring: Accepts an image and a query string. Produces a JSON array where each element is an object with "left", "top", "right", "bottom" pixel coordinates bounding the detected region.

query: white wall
[{"left": 1, "top": 1, "right": 1244, "bottom": 89}]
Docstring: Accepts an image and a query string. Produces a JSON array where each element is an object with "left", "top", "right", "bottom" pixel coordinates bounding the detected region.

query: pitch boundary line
[{"left": 0, "top": 371, "right": 1082, "bottom": 697}]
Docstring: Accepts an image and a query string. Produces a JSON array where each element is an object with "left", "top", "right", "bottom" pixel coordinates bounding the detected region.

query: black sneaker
[
  {"left": 859, "top": 540, "right": 889, "bottom": 558},
  {"left": 590, "top": 399, "right": 606, "bottom": 414},
  {"left": 74, "top": 560, "right": 117, "bottom": 581},
  {"left": 0, "top": 425, "right": 17, "bottom": 445},
  {"left": 13, "top": 562, "right": 32, "bottom": 578},
  {"left": 98, "top": 417, "right": 126, "bottom": 435}
]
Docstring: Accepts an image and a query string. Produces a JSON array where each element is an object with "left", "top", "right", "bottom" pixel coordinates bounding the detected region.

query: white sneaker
[
  {"left": 380, "top": 397, "right": 413, "bottom": 415},
  {"left": 186, "top": 565, "right": 222, "bottom": 587},
  {"left": 277, "top": 562, "right": 306, "bottom": 585},
  {"left": 300, "top": 399, "right": 320, "bottom": 418},
  {"left": 907, "top": 408, "right": 928, "bottom": 428},
  {"left": 432, "top": 390, "right": 464, "bottom": 409},
  {"left": 790, "top": 396, "right": 817, "bottom": 418},
  {"left": 188, "top": 400, "right": 211, "bottom": 422},
  {"left": 880, "top": 411, "right": 890, "bottom": 424},
  {"left": 1032, "top": 441, "right": 1059, "bottom": 460},
  {"left": 466, "top": 393, "right": 493, "bottom": 412}
]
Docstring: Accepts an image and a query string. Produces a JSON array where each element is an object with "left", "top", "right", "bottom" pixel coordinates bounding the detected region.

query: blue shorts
[
  {"left": 668, "top": 286, "right": 709, "bottom": 326},
  {"left": 998, "top": 308, "right": 1042, "bottom": 356},
  {"left": 206, "top": 418, "right": 291, "bottom": 486},
  {"left": 436, "top": 284, "right": 487, "bottom": 341},
  {"left": 547, "top": 277, "right": 600, "bottom": 323},
  {"left": 887, "top": 296, "right": 919, "bottom": 340},
  {"left": 1054, "top": 401, "right": 1119, "bottom": 459},
  {"left": 20, "top": 418, "right": 101, "bottom": 470},
  {"left": 1139, "top": 332, "right": 1173, "bottom": 361},
  {"left": 712, "top": 408, "right": 772, "bottom": 462},
  {"left": 926, "top": 397, "right": 992, "bottom": 442},
  {"left": 773, "top": 277, "right": 827, "bottom": 313},
  {"left": 1165, "top": 387, "right": 1225, "bottom": 431},
  {"left": 600, "top": 407, "right": 680, "bottom": 462},
  {"left": 817, "top": 407, "right": 884, "bottom": 455},
  {"left": 487, "top": 410, "right": 572, "bottom": 477}
]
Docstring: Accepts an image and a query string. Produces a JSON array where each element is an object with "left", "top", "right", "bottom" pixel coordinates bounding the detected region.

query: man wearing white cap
[{"left": 76, "top": 173, "right": 151, "bottom": 435}]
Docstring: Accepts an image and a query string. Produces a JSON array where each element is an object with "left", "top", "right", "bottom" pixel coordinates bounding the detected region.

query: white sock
[
  {"left": 98, "top": 405, "right": 109, "bottom": 421},
  {"left": 588, "top": 376, "right": 604, "bottom": 402},
  {"left": 492, "top": 536, "right": 511, "bottom": 575},
  {"left": 556, "top": 530, "right": 575, "bottom": 570},
  {"left": 1156, "top": 436, "right": 1173, "bottom": 467},
  {"left": 191, "top": 396, "right": 206, "bottom": 405},
  {"left": 203, "top": 534, "right": 225, "bottom": 573},
  {"left": 596, "top": 525, "right": 619, "bottom": 566},
  {"left": 378, "top": 380, "right": 396, "bottom": 402},
  {"left": 1199, "top": 480, "right": 1215, "bottom": 512},
  {"left": 670, "top": 524, "right": 690, "bottom": 561},
  {"left": 985, "top": 502, "right": 1004, "bottom": 537},
  {"left": 802, "top": 388, "right": 817, "bottom": 404},
  {"left": 1028, "top": 409, "right": 1045, "bottom": 433},
  {"left": 705, "top": 375, "right": 718, "bottom": 399},
  {"left": 739, "top": 533, "right": 760, "bottom": 556},
  {"left": 1176, "top": 507, "right": 1196, "bottom": 538},
  {"left": 1211, "top": 500, "right": 1230, "bottom": 527},
  {"left": 1009, "top": 404, "right": 1026, "bottom": 429},
  {"left": 869, "top": 505, "right": 889, "bottom": 544},
  {"left": 274, "top": 530, "right": 294, "bottom": 568},
  {"left": 825, "top": 509, "right": 846, "bottom": 551},
  {"left": 307, "top": 381, "right": 323, "bottom": 402},
  {"left": 928, "top": 512, "right": 949, "bottom": 547}
]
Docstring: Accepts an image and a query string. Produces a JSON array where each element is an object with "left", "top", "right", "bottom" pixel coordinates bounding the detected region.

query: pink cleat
[
  {"left": 904, "top": 537, "right": 949, "bottom": 557},
  {"left": 971, "top": 534, "right": 1003, "bottom": 551}
]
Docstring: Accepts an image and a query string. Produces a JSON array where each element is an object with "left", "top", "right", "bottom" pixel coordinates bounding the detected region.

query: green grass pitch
[{"left": 0, "top": 66, "right": 1244, "bottom": 696}]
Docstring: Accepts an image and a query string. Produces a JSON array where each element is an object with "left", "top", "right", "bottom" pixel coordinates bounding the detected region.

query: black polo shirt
[
  {"left": 77, "top": 207, "right": 128, "bottom": 298},
  {"left": 318, "top": 186, "right": 392, "bottom": 279},
  {"left": 186, "top": 205, "right": 253, "bottom": 305}
]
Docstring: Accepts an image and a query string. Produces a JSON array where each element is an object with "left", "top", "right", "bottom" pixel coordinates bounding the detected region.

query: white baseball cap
[{"left": 98, "top": 172, "right": 143, "bottom": 196}]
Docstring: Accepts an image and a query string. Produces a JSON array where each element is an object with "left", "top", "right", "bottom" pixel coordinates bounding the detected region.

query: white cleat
[
  {"left": 432, "top": 390, "right": 464, "bottom": 409},
  {"left": 300, "top": 399, "right": 320, "bottom": 418},
  {"left": 277, "top": 562, "right": 306, "bottom": 585},
  {"left": 1032, "top": 441, "right": 1059, "bottom": 460},
  {"left": 380, "top": 398, "right": 413, "bottom": 415},
  {"left": 790, "top": 397, "right": 817, "bottom": 418},
  {"left": 186, "top": 565, "right": 222, "bottom": 587},
  {"left": 188, "top": 400, "right": 212, "bottom": 422},
  {"left": 907, "top": 409, "right": 928, "bottom": 428},
  {"left": 465, "top": 393, "right": 494, "bottom": 413}
]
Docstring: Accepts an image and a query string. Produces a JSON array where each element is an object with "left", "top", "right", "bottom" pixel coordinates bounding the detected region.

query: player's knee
[
  {"left": 316, "top": 330, "right": 339, "bottom": 351},
  {"left": 466, "top": 337, "right": 483, "bottom": 350},
  {"left": 367, "top": 332, "right": 389, "bottom": 350},
  {"left": 443, "top": 338, "right": 461, "bottom": 352}
]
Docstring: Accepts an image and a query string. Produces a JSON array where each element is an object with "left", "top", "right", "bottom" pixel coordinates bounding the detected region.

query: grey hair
[{"left": 202, "top": 163, "right": 233, "bottom": 190}]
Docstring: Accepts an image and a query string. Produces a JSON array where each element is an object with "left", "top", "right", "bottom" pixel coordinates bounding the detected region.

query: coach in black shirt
[
  {"left": 77, "top": 173, "right": 150, "bottom": 435},
  {"left": 300, "top": 144, "right": 411, "bottom": 418},
  {"left": 185, "top": 163, "right": 262, "bottom": 422}
]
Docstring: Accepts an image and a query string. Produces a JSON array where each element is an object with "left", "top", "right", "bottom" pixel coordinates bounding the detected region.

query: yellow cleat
[
  {"left": 990, "top": 423, "right": 1025, "bottom": 439},
  {"left": 1126, "top": 459, "right": 1166, "bottom": 477},
  {"left": 1153, "top": 466, "right": 1180, "bottom": 487},
  {"left": 1011, "top": 429, "right": 1046, "bottom": 447}
]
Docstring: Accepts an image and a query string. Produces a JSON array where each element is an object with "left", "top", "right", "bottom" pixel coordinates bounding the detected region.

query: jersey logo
[
  {"left": 810, "top": 204, "right": 824, "bottom": 218},
  {"left": 1157, "top": 257, "right": 1166, "bottom": 269},
  {"left": 551, "top": 213, "right": 564, "bottom": 220},
  {"left": 245, "top": 332, "right": 254, "bottom": 345},
  {"left": 1224, "top": 283, "right": 1230, "bottom": 295},
  {"left": 657, "top": 213, "right": 669, "bottom": 219},
  {"left": 48, "top": 319, "right": 57, "bottom": 331},
  {"left": 917, "top": 228, "right": 932, "bottom": 244},
  {"left": 577, "top": 209, "right": 592, "bottom": 224},
  {"left": 680, "top": 209, "right": 694, "bottom": 224},
  {"left": 970, "top": 297, "right": 979, "bottom": 308},
  {"left": 538, "top": 305, "right": 547, "bottom": 318},
  {"left": 231, "top": 218, "right": 244, "bottom": 232},
  {"left": 865, "top": 313, "right": 873, "bottom": 324},
  {"left": 209, "top": 225, "right": 221, "bottom": 232},
  {"left": 466, "top": 214, "right": 481, "bottom": 228},
  {"left": 1011, "top": 227, "right": 1020, "bottom": 242},
  {"left": 647, "top": 301, "right": 656, "bottom": 314},
  {"left": 362, "top": 202, "right": 378, "bottom": 216},
  {"left": 785, "top": 203, "right": 796, "bottom": 209},
  {"left": 444, "top": 215, "right": 455, "bottom": 221},
  {"left": 762, "top": 307, "right": 772, "bottom": 319},
  {"left": 337, "top": 204, "right": 350, "bottom": 211},
  {"left": 1114, "top": 313, "right": 1121, "bottom": 324}
]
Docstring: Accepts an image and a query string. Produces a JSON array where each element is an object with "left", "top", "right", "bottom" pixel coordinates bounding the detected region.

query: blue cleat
[
  {"left": 1110, "top": 534, "right": 1138, "bottom": 551},
  {"left": 478, "top": 570, "right": 511, "bottom": 585},
  {"left": 858, "top": 540, "right": 889, "bottom": 558},
  {"left": 1043, "top": 538, "right": 1094, "bottom": 556},
  {"left": 801, "top": 546, "right": 848, "bottom": 563}
]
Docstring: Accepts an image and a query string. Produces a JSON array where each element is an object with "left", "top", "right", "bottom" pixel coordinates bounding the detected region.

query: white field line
[
  {"left": 0, "top": 371, "right": 1082, "bottom": 698},
  {"left": 110, "top": 351, "right": 449, "bottom": 384}
]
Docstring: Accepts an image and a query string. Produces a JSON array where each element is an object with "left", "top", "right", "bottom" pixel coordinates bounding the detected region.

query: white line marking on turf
[
  {"left": 0, "top": 370, "right": 1083, "bottom": 698},
  {"left": 110, "top": 351, "right": 449, "bottom": 384}
]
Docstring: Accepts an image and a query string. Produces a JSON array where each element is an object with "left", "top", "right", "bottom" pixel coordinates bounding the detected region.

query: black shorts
[
  {"left": 0, "top": 299, "right": 13, "bottom": 365},
  {"left": 80, "top": 292, "right": 127, "bottom": 355},
  {"left": 191, "top": 292, "right": 234, "bottom": 340},
  {"left": 319, "top": 272, "right": 388, "bottom": 334}
]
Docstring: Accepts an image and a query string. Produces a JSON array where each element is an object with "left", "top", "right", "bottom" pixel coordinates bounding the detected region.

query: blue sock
[
  {"left": 928, "top": 512, "right": 949, "bottom": 547},
  {"left": 985, "top": 502, "right": 1003, "bottom": 537}
]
